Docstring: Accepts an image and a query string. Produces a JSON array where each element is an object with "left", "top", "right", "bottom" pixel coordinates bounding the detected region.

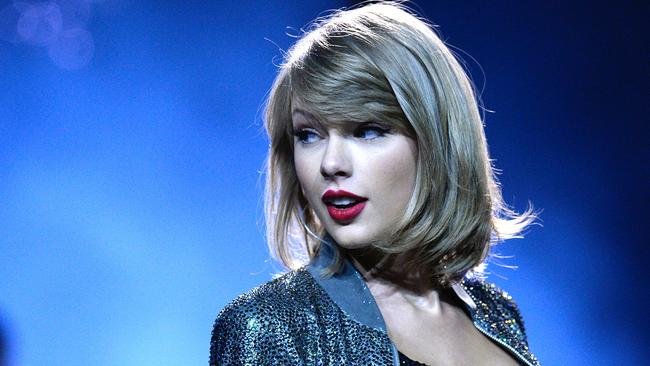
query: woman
[{"left": 211, "top": 2, "right": 540, "bottom": 365}]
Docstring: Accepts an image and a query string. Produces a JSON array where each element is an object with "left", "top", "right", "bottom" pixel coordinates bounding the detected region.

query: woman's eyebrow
[{"left": 291, "top": 109, "right": 318, "bottom": 122}]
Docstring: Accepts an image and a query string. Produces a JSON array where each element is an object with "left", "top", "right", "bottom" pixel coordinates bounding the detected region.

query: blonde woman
[{"left": 211, "top": 2, "right": 540, "bottom": 365}]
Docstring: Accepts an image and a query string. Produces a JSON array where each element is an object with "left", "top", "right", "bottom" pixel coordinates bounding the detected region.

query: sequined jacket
[{"left": 210, "top": 242, "right": 540, "bottom": 365}]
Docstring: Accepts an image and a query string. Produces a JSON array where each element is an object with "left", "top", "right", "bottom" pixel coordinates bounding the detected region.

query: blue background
[{"left": 0, "top": 0, "right": 647, "bottom": 365}]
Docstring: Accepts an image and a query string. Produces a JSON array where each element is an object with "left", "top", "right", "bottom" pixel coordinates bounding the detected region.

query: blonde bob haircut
[{"left": 264, "top": 1, "right": 536, "bottom": 286}]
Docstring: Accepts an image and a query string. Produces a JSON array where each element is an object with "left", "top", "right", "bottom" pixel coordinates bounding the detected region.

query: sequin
[
  {"left": 210, "top": 268, "right": 540, "bottom": 365},
  {"left": 210, "top": 240, "right": 540, "bottom": 365},
  {"left": 211, "top": 269, "right": 394, "bottom": 365}
]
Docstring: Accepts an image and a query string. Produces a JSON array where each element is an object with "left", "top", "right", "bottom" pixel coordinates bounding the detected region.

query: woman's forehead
[
  {"left": 291, "top": 108, "right": 323, "bottom": 128},
  {"left": 291, "top": 98, "right": 317, "bottom": 119},
  {"left": 290, "top": 100, "right": 416, "bottom": 142},
  {"left": 290, "top": 108, "right": 348, "bottom": 132},
  {"left": 290, "top": 107, "right": 368, "bottom": 130},
  {"left": 291, "top": 99, "right": 337, "bottom": 127},
  {"left": 291, "top": 97, "right": 376, "bottom": 126}
]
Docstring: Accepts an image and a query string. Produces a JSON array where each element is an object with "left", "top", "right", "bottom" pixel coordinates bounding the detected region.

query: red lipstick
[{"left": 322, "top": 190, "right": 367, "bottom": 222}]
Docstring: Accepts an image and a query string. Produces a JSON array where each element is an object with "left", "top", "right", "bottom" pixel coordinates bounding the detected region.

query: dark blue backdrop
[{"left": 0, "top": 0, "right": 647, "bottom": 365}]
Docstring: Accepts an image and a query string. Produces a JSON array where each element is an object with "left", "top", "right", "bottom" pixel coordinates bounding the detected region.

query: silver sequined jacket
[{"left": 210, "top": 241, "right": 540, "bottom": 365}]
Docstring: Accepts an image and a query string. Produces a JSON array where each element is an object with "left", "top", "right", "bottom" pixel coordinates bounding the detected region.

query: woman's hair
[{"left": 263, "top": 1, "right": 536, "bottom": 286}]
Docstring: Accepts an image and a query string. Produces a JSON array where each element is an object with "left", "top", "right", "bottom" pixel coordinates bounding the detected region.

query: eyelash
[
  {"left": 293, "top": 124, "right": 391, "bottom": 144},
  {"left": 293, "top": 129, "right": 320, "bottom": 144},
  {"left": 354, "top": 125, "right": 390, "bottom": 140}
]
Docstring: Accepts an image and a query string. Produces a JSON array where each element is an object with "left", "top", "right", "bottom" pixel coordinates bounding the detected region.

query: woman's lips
[
  {"left": 326, "top": 201, "right": 366, "bottom": 221},
  {"left": 321, "top": 189, "right": 367, "bottom": 222}
]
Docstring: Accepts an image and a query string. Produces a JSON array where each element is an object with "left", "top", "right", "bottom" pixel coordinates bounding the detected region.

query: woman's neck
[{"left": 344, "top": 246, "right": 457, "bottom": 311}]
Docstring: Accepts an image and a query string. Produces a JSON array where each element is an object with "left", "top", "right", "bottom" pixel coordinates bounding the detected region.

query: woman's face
[{"left": 292, "top": 99, "right": 418, "bottom": 249}]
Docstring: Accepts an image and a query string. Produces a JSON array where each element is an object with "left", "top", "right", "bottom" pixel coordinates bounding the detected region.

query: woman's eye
[
  {"left": 354, "top": 124, "right": 389, "bottom": 140},
  {"left": 293, "top": 129, "right": 321, "bottom": 144}
]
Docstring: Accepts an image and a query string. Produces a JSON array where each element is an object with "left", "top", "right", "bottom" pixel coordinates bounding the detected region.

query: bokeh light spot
[
  {"left": 58, "top": 0, "right": 92, "bottom": 29},
  {"left": 16, "top": 2, "right": 63, "bottom": 46},
  {"left": 0, "top": 3, "right": 23, "bottom": 43},
  {"left": 48, "top": 28, "right": 94, "bottom": 70}
]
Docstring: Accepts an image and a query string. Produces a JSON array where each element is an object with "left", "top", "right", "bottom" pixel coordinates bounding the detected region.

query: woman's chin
[{"left": 326, "top": 228, "right": 375, "bottom": 250}]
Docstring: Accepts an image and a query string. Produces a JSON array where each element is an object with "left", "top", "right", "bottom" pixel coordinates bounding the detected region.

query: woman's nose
[{"left": 320, "top": 133, "right": 352, "bottom": 179}]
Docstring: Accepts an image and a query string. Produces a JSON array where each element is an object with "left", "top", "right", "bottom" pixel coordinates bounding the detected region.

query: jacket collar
[{"left": 306, "top": 236, "right": 476, "bottom": 332}]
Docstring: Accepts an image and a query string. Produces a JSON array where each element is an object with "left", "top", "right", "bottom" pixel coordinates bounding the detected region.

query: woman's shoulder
[
  {"left": 460, "top": 276, "right": 535, "bottom": 358},
  {"left": 211, "top": 267, "right": 319, "bottom": 328},
  {"left": 461, "top": 277, "right": 541, "bottom": 365},
  {"left": 461, "top": 277, "right": 523, "bottom": 326},
  {"left": 209, "top": 267, "right": 326, "bottom": 365}
]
